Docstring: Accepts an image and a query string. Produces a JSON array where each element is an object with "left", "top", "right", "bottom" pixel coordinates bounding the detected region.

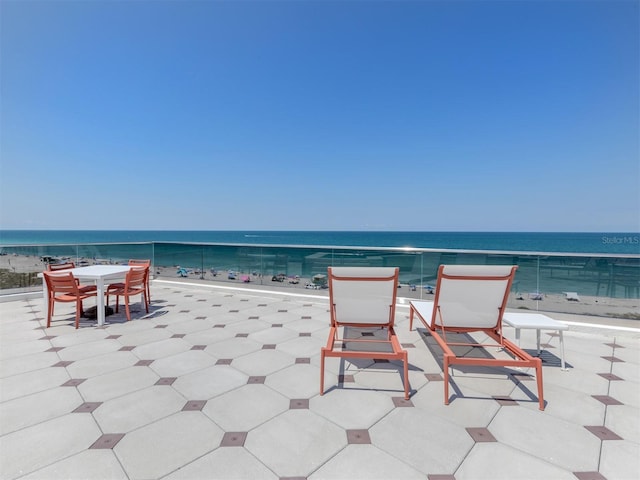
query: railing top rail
[{"left": 0, "top": 242, "right": 153, "bottom": 247}]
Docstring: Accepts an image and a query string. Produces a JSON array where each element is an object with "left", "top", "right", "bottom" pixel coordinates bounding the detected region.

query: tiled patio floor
[{"left": 1, "top": 280, "right": 639, "bottom": 480}]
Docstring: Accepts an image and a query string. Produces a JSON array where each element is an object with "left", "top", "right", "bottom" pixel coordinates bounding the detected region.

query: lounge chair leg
[
  {"left": 403, "top": 352, "right": 410, "bottom": 400},
  {"left": 443, "top": 355, "right": 450, "bottom": 405},
  {"left": 536, "top": 359, "right": 545, "bottom": 410}
]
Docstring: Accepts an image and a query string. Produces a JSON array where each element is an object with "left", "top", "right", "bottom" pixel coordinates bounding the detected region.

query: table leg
[
  {"left": 96, "top": 278, "right": 106, "bottom": 327},
  {"left": 559, "top": 330, "right": 567, "bottom": 370},
  {"left": 536, "top": 329, "right": 541, "bottom": 355},
  {"left": 515, "top": 328, "right": 521, "bottom": 347},
  {"left": 409, "top": 306, "right": 414, "bottom": 331}
]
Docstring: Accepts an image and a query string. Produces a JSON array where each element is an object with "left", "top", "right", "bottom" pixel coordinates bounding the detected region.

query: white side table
[{"left": 503, "top": 312, "right": 569, "bottom": 370}]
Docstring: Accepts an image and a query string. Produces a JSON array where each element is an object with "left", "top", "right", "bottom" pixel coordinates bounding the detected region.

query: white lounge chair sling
[
  {"left": 417, "top": 265, "right": 545, "bottom": 410},
  {"left": 320, "top": 267, "right": 410, "bottom": 399}
]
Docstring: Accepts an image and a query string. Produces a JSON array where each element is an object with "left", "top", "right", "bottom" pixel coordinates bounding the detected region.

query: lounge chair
[
  {"left": 409, "top": 265, "right": 544, "bottom": 410},
  {"left": 320, "top": 266, "right": 410, "bottom": 399}
]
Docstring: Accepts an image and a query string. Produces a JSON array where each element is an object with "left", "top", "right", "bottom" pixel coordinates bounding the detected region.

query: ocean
[{"left": 1, "top": 230, "right": 639, "bottom": 254}]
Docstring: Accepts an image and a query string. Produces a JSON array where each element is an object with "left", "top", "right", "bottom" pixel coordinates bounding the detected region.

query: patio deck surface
[{"left": 1, "top": 280, "right": 639, "bottom": 480}]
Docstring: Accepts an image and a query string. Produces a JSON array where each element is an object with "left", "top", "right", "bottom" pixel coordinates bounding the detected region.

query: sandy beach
[
  {"left": 154, "top": 267, "right": 640, "bottom": 320},
  {"left": 2, "top": 253, "right": 638, "bottom": 320}
]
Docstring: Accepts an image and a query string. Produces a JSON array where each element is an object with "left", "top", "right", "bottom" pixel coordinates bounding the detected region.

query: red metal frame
[
  {"left": 47, "top": 262, "right": 97, "bottom": 294},
  {"left": 106, "top": 260, "right": 151, "bottom": 308},
  {"left": 43, "top": 271, "right": 97, "bottom": 329},
  {"left": 320, "top": 267, "right": 410, "bottom": 400},
  {"left": 128, "top": 259, "right": 151, "bottom": 306},
  {"left": 410, "top": 265, "right": 545, "bottom": 410},
  {"left": 106, "top": 267, "right": 149, "bottom": 321}
]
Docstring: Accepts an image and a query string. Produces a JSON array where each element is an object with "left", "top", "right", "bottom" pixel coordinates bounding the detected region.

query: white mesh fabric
[
  {"left": 433, "top": 265, "right": 515, "bottom": 329},
  {"left": 329, "top": 267, "right": 397, "bottom": 326}
]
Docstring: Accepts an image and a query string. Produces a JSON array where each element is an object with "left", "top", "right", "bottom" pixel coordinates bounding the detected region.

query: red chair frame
[
  {"left": 43, "top": 271, "right": 97, "bottom": 329},
  {"left": 410, "top": 265, "right": 545, "bottom": 410},
  {"left": 106, "top": 266, "right": 149, "bottom": 321},
  {"left": 127, "top": 259, "right": 151, "bottom": 306},
  {"left": 47, "top": 262, "right": 97, "bottom": 294},
  {"left": 320, "top": 266, "right": 410, "bottom": 400}
]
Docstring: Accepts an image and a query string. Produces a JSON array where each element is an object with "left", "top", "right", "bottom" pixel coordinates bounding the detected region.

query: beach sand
[
  {"left": 2, "top": 253, "right": 638, "bottom": 320},
  {"left": 153, "top": 266, "right": 640, "bottom": 321}
]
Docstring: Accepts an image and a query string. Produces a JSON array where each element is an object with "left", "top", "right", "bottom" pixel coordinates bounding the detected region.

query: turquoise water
[{"left": 1, "top": 230, "right": 639, "bottom": 254}]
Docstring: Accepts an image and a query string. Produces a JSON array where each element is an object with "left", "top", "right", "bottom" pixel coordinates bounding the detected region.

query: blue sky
[{"left": 1, "top": 0, "right": 638, "bottom": 232}]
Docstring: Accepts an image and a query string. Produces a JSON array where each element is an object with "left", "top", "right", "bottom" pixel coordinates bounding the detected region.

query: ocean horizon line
[
  {"left": 2, "top": 229, "right": 639, "bottom": 233},
  {"left": 1, "top": 230, "right": 639, "bottom": 255}
]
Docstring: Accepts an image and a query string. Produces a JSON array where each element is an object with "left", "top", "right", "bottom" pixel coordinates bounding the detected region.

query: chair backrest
[
  {"left": 128, "top": 259, "right": 151, "bottom": 267},
  {"left": 43, "top": 271, "right": 80, "bottom": 295},
  {"left": 328, "top": 267, "right": 399, "bottom": 327},
  {"left": 125, "top": 266, "right": 147, "bottom": 289},
  {"left": 47, "top": 262, "right": 76, "bottom": 271},
  {"left": 129, "top": 260, "right": 150, "bottom": 283},
  {"left": 431, "top": 265, "right": 517, "bottom": 330}
]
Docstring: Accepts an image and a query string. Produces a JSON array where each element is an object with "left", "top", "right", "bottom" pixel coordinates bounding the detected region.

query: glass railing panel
[
  {"left": 204, "top": 244, "right": 268, "bottom": 282},
  {"left": 535, "top": 255, "right": 639, "bottom": 299},
  {"left": 154, "top": 244, "right": 348, "bottom": 288},
  {"left": 0, "top": 245, "right": 50, "bottom": 293},
  {"left": 2, "top": 244, "right": 80, "bottom": 269},
  {"left": 2, "top": 241, "right": 637, "bottom": 319},
  {"left": 152, "top": 243, "right": 268, "bottom": 283},
  {"left": 0, "top": 243, "right": 156, "bottom": 294},
  {"left": 154, "top": 242, "right": 207, "bottom": 280},
  {"left": 148, "top": 244, "right": 639, "bottom": 300},
  {"left": 241, "top": 245, "right": 327, "bottom": 285},
  {"left": 531, "top": 254, "right": 638, "bottom": 318},
  {"left": 75, "top": 243, "right": 154, "bottom": 266}
]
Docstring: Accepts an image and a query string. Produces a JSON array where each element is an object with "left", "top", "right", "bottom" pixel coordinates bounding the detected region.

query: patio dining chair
[
  {"left": 47, "top": 262, "right": 76, "bottom": 272},
  {"left": 320, "top": 266, "right": 410, "bottom": 400},
  {"left": 105, "top": 266, "right": 149, "bottom": 321},
  {"left": 43, "top": 271, "right": 97, "bottom": 329},
  {"left": 104, "top": 259, "right": 151, "bottom": 307},
  {"left": 128, "top": 259, "right": 151, "bottom": 305},
  {"left": 47, "top": 262, "right": 97, "bottom": 294},
  {"left": 411, "top": 265, "right": 545, "bottom": 410}
]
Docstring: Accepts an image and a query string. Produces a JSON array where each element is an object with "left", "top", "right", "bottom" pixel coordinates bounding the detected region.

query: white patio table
[
  {"left": 502, "top": 312, "right": 568, "bottom": 370},
  {"left": 40, "top": 265, "right": 132, "bottom": 327}
]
